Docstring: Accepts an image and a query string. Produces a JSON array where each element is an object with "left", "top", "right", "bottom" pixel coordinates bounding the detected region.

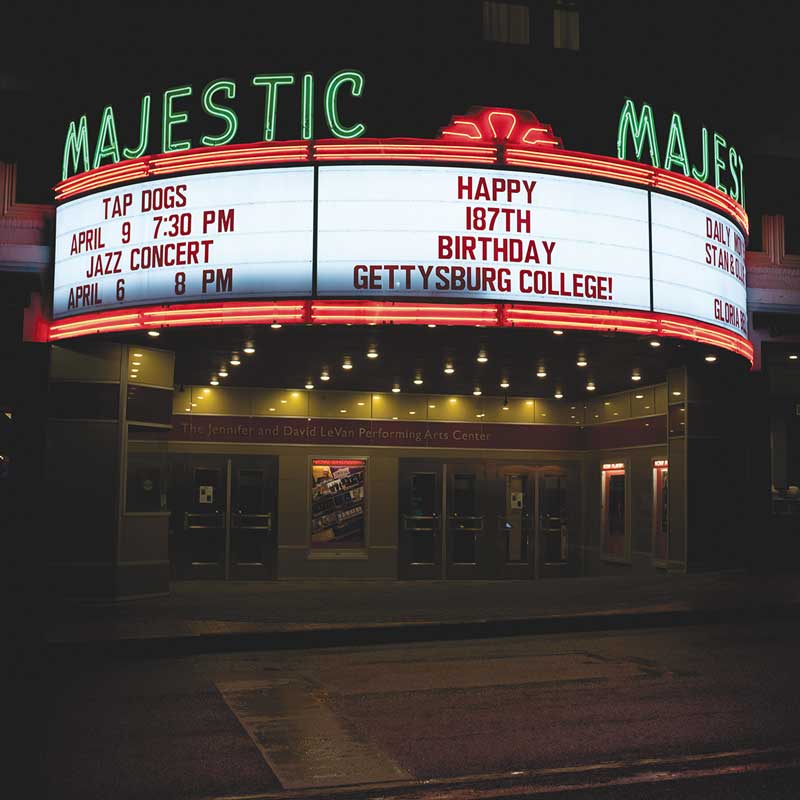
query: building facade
[{"left": 1, "top": 2, "right": 798, "bottom": 599}]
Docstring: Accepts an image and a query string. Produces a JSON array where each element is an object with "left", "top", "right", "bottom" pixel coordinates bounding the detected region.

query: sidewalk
[{"left": 47, "top": 572, "right": 800, "bottom": 657}]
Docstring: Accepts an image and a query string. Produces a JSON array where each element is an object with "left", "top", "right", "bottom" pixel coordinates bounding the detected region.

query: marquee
[{"left": 44, "top": 107, "right": 752, "bottom": 362}]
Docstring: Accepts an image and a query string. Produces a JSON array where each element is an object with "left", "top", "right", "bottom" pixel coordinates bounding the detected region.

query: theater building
[{"left": 4, "top": 81, "right": 788, "bottom": 602}]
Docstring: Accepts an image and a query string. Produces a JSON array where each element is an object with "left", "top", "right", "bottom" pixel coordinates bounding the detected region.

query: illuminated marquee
[{"left": 47, "top": 106, "right": 752, "bottom": 360}]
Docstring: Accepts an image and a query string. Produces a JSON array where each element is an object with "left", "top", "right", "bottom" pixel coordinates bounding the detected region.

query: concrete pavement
[{"left": 46, "top": 571, "right": 800, "bottom": 657}]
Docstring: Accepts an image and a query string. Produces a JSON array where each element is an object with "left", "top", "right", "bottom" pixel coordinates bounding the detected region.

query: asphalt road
[{"left": 45, "top": 621, "right": 800, "bottom": 799}]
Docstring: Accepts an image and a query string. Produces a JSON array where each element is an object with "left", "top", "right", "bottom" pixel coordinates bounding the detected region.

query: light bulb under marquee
[{"left": 147, "top": 330, "right": 160, "bottom": 337}]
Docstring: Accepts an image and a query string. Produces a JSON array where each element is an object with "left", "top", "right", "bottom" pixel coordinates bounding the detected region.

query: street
[{"left": 46, "top": 620, "right": 800, "bottom": 799}]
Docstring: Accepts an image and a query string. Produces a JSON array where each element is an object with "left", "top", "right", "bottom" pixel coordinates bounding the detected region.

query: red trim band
[{"left": 40, "top": 299, "right": 753, "bottom": 363}]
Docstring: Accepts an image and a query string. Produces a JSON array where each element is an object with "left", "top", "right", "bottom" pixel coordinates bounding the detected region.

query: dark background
[{"left": 1, "top": 0, "right": 798, "bottom": 250}]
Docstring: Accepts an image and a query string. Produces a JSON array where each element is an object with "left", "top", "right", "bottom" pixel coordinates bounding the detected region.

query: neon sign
[
  {"left": 617, "top": 99, "right": 745, "bottom": 208},
  {"left": 62, "top": 69, "right": 366, "bottom": 180}
]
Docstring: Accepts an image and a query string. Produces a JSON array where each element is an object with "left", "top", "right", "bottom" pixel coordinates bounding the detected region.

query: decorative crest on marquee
[{"left": 438, "top": 106, "right": 562, "bottom": 148}]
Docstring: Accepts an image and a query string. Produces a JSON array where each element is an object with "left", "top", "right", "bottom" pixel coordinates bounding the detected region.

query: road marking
[
  {"left": 216, "top": 679, "right": 411, "bottom": 790},
  {"left": 213, "top": 743, "right": 800, "bottom": 799}
]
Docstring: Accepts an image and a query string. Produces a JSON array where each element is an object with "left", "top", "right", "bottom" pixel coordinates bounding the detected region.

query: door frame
[{"left": 398, "top": 460, "right": 444, "bottom": 579}]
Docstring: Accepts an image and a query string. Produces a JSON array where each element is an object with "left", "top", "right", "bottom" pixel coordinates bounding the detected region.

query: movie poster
[{"left": 310, "top": 459, "right": 366, "bottom": 548}]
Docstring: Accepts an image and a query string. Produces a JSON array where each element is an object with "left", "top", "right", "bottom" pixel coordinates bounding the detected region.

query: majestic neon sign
[
  {"left": 617, "top": 99, "right": 745, "bottom": 208},
  {"left": 62, "top": 69, "right": 366, "bottom": 180}
]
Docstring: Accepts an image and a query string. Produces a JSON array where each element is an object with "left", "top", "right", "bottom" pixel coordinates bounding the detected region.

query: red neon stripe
[{"left": 42, "top": 299, "right": 752, "bottom": 362}]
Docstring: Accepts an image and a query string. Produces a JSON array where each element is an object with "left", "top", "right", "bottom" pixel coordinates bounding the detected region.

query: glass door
[
  {"left": 398, "top": 461, "right": 442, "bottom": 579},
  {"left": 538, "top": 474, "right": 569, "bottom": 576},
  {"left": 178, "top": 458, "right": 229, "bottom": 579},
  {"left": 171, "top": 454, "right": 277, "bottom": 580},
  {"left": 446, "top": 464, "right": 487, "bottom": 578},
  {"left": 652, "top": 460, "right": 669, "bottom": 563},
  {"left": 497, "top": 473, "right": 534, "bottom": 578},
  {"left": 230, "top": 456, "right": 278, "bottom": 579}
]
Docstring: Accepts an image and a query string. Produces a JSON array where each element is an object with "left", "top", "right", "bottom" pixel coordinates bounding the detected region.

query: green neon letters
[
  {"left": 92, "top": 106, "right": 120, "bottom": 169},
  {"left": 122, "top": 95, "right": 151, "bottom": 160},
  {"left": 663, "top": 112, "right": 689, "bottom": 176},
  {"left": 618, "top": 99, "right": 746, "bottom": 209},
  {"left": 162, "top": 85, "right": 193, "bottom": 153},
  {"left": 62, "top": 115, "right": 89, "bottom": 180},
  {"left": 617, "top": 99, "right": 660, "bottom": 168},
  {"left": 324, "top": 70, "right": 366, "bottom": 138},
  {"left": 252, "top": 74, "right": 295, "bottom": 141},
  {"left": 62, "top": 69, "right": 366, "bottom": 178},
  {"left": 200, "top": 79, "right": 238, "bottom": 147}
]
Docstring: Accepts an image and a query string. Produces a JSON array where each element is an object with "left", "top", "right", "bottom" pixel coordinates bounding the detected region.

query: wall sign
[
  {"left": 651, "top": 193, "right": 748, "bottom": 335},
  {"left": 52, "top": 157, "right": 749, "bottom": 345},
  {"left": 617, "top": 99, "right": 745, "bottom": 207},
  {"left": 317, "top": 165, "right": 651, "bottom": 309},
  {"left": 62, "top": 69, "right": 367, "bottom": 179},
  {"left": 311, "top": 458, "right": 366, "bottom": 549},
  {"left": 52, "top": 167, "right": 314, "bottom": 319}
]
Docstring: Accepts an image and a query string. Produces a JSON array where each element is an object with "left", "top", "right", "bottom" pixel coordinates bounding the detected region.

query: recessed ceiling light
[
  {"left": 429, "top": 403, "right": 436, "bottom": 408},
  {"left": 218, "top": 368, "right": 228, "bottom": 377},
  {"left": 604, "top": 401, "right": 611, "bottom": 406},
  {"left": 413, "top": 373, "right": 424, "bottom": 385},
  {"left": 476, "top": 349, "right": 488, "bottom": 363},
  {"left": 147, "top": 330, "right": 160, "bottom": 337},
  {"left": 649, "top": 339, "right": 661, "bottom": 348},
  {"left": 210, "top": 378, "right": 219, "bottom": 386},
  {"left": 357, "top": 401, "right": 365, "bottom": 406},
  {"left": 672, "top": 390, "right": 682, "bottom": 396},
  {"left": 554, "top": 390, "right": 563, "bottom": 399},
  {"left": 130, "top": 374, "right": 138, "bottom": 379},
  {"left": 230, "top": 355, "right": 241, "bottom": 365},
  {"left": 320, "top": 368, "right": 330, "bottom": 381},
  {"left": 270, "top": 322, "right": 282, "bottom": 329},
  {"left": 269, "top": 407, "right": 276, "bottom": 411},
  {"left": 392, "top": 383, "right": 401, "bottom": 393},
  {"left": 185, "top": 406, "right": 191, "bottom": 411},
  {"left": 473, "top": 387, "right": 482, "bottom": 396},
  {"left": 553, "top": 330, "right": 564, "bottom": 335},
  {"left": 705, "top": 354, "right": 717, "bottom": 363},
  {"left": 243, "top": 343, "right": 256, "bottom": 354},
  {"left": 131, "top": 361, "right": 141, "bottom": 366},
  {"left": 444, "top": 361, "right": 455, "bottom": 375},
  {"left": 790, "top": 354, "right": 798, "bottom": 361},
  {"left": 634, "top": 394, "right": 644, "bottom": 399},
  {"left": 132, "top": 352, "right": 143, "bottom": 357},
  {"left": 526, "top": 400, "right": 534, "bottom": 406},
  {"left": 427, "top": 324, "right": 437, "bottom": 328},
  {"left": 500, "top": 378, "right": 510, "bottom": 389},
  {"left": 536, "top": 367, "right": 547, "bottom": 378},
  {"left": 339, "top": 409, "right": 347, "bottom": 413},
  {"left": 586, "top": 381, "right": 596, "bottom": 391},
  {"left": 366, "top": 345, "right": 379, "bottom": 359},
  {"left": 576, "top": 355, "right": 588, "bottom": 367},
  {"left": 342, "top": 356, "right": 353, "bottom": 370},
  {"left": 305, "top": 381, "right": 314, "bottom": 390},
  {"left": 409, "top": 410, "right": 416, "bottom": 415}
]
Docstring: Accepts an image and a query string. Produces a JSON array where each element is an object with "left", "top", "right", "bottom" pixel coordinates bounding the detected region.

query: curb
[{"left": 47, "top": 601, "right": 800, "bottom": 660}]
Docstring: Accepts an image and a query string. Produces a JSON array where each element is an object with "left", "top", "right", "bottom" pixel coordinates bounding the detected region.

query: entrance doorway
[
  {"left": 399, "top": 460, "right": 569, "bottom": 579},
  {"left": 171, "top": 454, "right": 278, "bottom": 579}
]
